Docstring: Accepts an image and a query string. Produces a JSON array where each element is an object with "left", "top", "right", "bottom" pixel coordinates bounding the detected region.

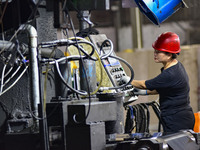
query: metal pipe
[
  {"left": 0, "top": 40, "right": 15, "bottom": 50},
  {"left": 78, "top": 11, "right": 91, "bottom": 31},
  {"left": 25, "top": 24, "right": 50, "bottom": 150},
  {"left": 21, "top": 24, "right": 40, "bottom": 120}
]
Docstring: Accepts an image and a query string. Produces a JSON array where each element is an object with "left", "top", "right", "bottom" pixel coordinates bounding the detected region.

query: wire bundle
[{"left": 125, "top": 101, "right": 161, "bottom": 134}]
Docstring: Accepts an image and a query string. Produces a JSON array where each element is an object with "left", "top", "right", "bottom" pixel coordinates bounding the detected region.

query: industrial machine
[{"left": 0, "top": 0, "right": 199, "bottom": 150}]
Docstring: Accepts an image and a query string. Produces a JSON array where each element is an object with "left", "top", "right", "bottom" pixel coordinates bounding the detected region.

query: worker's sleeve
[{"left": 145, "top": 70, "right": 173, "bottom": 91}]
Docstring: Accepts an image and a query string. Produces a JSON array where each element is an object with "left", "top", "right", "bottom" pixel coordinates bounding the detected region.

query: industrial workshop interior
[{"left": 1, "top": 0, "right": 200, "bottom": 150}]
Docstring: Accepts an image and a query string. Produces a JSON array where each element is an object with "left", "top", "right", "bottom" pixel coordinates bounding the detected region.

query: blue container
[{"left": 134, "top": 0, "right": 185, "bottom": 25}]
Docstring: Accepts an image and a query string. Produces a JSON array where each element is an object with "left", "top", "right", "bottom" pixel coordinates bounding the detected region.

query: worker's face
[{"left": 154, "top": 50, "right": 171, "bottom": 63}]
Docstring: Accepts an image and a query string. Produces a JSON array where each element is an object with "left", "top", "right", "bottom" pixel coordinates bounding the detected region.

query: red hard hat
[{"left": 152, "top": 32, "right": 181, "bottom": 54}]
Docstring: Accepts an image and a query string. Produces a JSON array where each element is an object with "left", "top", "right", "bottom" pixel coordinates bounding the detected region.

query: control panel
[
  {"left": 89, "top": 34, "right": 125, "bottom": 87},
  {"left": 89, "top": 34, "right": 138, "bottom": 103}
]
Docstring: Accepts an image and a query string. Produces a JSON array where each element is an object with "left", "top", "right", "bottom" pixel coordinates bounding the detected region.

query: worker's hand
[
  {"left": 131, "top": 88, "right": 148, "bottom": 96},
  {"left": 118, "top": 76, "right": 131, "bottom": 85},
  {"left": 125, "top": 88, "right": 146, "bottom": 97}
]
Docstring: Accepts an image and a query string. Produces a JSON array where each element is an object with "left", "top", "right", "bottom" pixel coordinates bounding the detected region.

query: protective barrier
[{"left": 134, "top": 0, "right": 186, "bottom": 25}]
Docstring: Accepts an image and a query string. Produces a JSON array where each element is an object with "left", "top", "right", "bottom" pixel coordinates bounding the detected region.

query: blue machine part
[
  {"left": 134, "top": 0, "right": 186, "bottom": 25},
  {"left": 79, "top": 59, "right": 97, "bottom": 92}
]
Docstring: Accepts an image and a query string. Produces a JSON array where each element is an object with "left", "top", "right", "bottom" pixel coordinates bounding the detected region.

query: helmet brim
[{"left": 152, "top": 43, "right": 181, "bottom": 54}]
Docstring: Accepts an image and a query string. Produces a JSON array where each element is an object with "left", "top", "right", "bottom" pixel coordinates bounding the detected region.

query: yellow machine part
[
  {"left": 64, "top": 51, "right": 77, "bottom": 73},
  {"left": 66, "top": 37, "right": 114, "bottom": 93}
]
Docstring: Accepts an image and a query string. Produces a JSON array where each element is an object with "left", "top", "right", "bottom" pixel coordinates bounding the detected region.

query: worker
[{"left": 123, "top": 32, "right": 195, "bottom": 134}]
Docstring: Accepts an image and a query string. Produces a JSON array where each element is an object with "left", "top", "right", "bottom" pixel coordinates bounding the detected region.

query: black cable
[
  {"left": 63, "top": 0, "right": 80, "bottom": 13},
  {"left": 72, "top": 42, "right": 97, "bottom": 61},
  {"left": 73, "top": 69, "right": 80, "bottom": 100},
  {"left": 63, "top": 6, "right": 92, "bottom": 124},
  {"left": 152, "top": 101, "right": 162, "bottom": 132},
  {"left": 55, "top": 60, "right": 87, "bottom": 95},
  {"left": 130, "top": 105, "right": 137, "bottom": 133},
  {"left": 147, "top": 101, "right": 164, "bottom": 132},
  {"left": 126, "top": 103, "right": 151, "bottom": 134},
  {"left": 147, "top": 102, "right": 160, "bottom": 120},
  {"left": 125, "top": 101, "right": 162, "bottom": 134},
  {"left": 139, "top": 103, "right": 146, "bottom": 133},
  {"left": 76, "top": 27, "right": 99, "bottom": 38},
  {"left": 125, "top": 106, "right": 134, "bottom": 133},
  {"left": 136, "top": 104, "right": 146, "bottom": 133},
  {"left": 99, "top": 39, "right": 113, "bottom": 59},
  {"left": 132, "top": 105, "right": 139, "bottom": 133},
  {"left": 141, "top": 103, "right": 150, "bottom": 133}
]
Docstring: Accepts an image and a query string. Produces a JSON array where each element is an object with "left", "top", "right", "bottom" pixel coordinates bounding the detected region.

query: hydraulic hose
[
  {"left": 54, "top": 58, "right": 88, "bottom": 96},
  {"left": 99, "top": 39, "right": 114, "bottom": 59},
  {"left": 39, "top": 38, "right": 97, "bottom": 61}
]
